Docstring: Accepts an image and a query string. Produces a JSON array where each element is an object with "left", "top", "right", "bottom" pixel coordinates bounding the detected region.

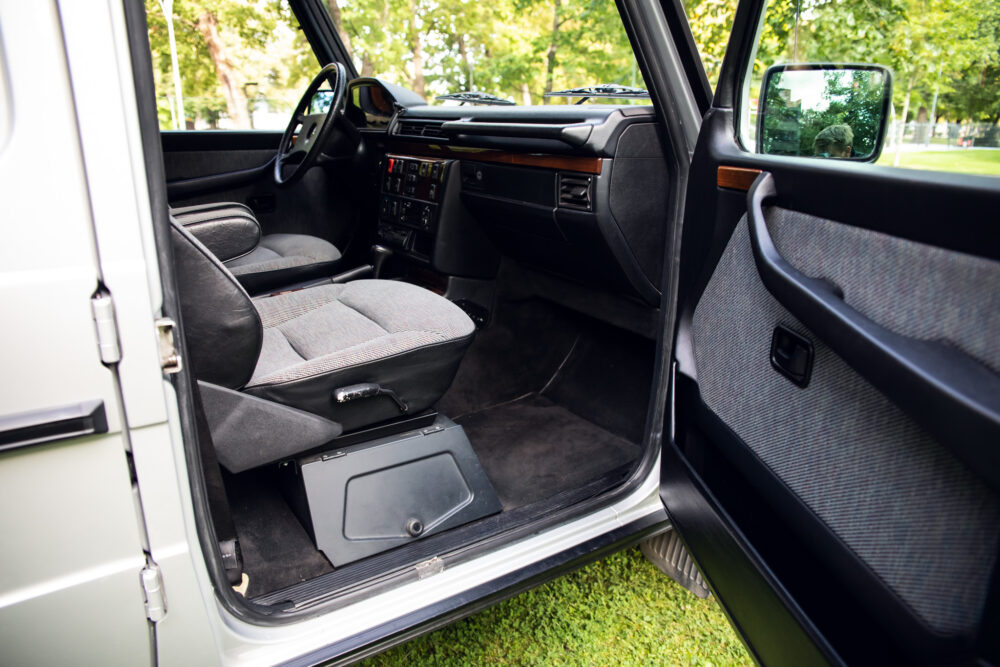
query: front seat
[
  {"left": 169, "top": 217, "right": 474, "bottom": 434},
  {"left": 171, "top": 202, "right": 342, "bottom": 294}
]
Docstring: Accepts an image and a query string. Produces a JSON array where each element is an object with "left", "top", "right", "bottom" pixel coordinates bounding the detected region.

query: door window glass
[
  {"left": 145, "top": 0, "right": 318, "bottom": 130},
  {"left": 734, "top": 0, "right": 1000, "bottom": 176}
]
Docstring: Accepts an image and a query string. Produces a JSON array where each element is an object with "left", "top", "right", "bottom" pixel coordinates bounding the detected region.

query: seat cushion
[
  {"left": 243, "top": 280, "right": 475, "bottom": 430},
  {"left": 225, "top": 233, "right": 342, "bottom": 293}
]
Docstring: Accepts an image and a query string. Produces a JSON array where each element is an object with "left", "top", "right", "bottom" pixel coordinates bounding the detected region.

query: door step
[{"left": 640, "top": 528, "right": 711, "bottom": 599}]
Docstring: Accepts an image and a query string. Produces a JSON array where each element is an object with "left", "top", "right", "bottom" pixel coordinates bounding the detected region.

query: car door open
[{"left": 661, "top": 0, "right": 1000, "bottom": 663}]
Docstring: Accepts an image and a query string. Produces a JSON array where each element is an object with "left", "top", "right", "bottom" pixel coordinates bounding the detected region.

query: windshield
[{"left": 327, "top": 0, "right": 651, "bottom": 105}]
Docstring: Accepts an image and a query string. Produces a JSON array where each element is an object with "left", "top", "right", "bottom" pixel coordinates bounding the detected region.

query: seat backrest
[{"left": 169, "top": 218, "right": 263, "bottom": 389}]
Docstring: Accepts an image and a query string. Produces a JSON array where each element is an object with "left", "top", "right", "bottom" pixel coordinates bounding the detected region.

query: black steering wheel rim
[{"left": 274, "top": 62, "right": 348, "bottom": 187}]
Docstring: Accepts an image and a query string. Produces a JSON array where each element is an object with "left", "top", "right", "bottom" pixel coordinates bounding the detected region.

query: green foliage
[
  {"left": 683, "top": 0, "right": 739, "bottom": 89},
  {"left": 147, "top": 0, "right": 999, "bottom": 127},
  {"left": 334, "top": 0, "right": 647, "bottom": 103},
  {"left": 360, "top": 547, "right": 750, "bottom": 666},
  {"left": 146, "top": 0, "right": 317, "bottom": 129},
  {"left": 682, "top": 0, "right": 1000, "bottom": 123}
]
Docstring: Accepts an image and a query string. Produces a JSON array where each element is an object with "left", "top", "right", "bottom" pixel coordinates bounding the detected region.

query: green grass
[
  {"left": 876, "top": 149, "right": 1000, "bottom": 175},
  {"left": 361, "top": 547, "right": 751, "bottom": 666}
]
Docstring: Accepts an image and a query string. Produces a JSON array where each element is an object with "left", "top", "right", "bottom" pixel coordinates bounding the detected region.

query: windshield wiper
[
  {"left": 544, "top": 83, "right": 650, "bottom": 105},
  {"left": 436, "top": 91, "right": 516, "bottom": 106}
]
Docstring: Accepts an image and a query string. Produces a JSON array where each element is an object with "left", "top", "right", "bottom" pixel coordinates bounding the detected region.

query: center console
[
  {"left": 374, "top": 152, "right": 501, "bottom": 327},
  {"left": 377, "top": 154, "right": 451, "bottom": 261}
]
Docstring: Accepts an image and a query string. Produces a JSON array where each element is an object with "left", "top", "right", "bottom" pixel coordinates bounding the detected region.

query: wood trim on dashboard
[
  {"left": 388, "top": 142, "right": 603, "bottom": 174},
  {"left": 717, "top": 165, "right": 762, "bottom": 191}
]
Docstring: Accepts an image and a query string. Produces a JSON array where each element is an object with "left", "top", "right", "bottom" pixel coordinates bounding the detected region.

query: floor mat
[
  {"left": 225, "top": 468, "right": 333, "bottom": 598},
  {"left": 458, "top": 395, "right": 643, "bottom": 509},
  {"left": 437, "top": 297, "right": 580, "bottom": 419}
]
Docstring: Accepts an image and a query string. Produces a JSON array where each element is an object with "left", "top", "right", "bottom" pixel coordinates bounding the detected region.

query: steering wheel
[{"left": 274, "top": 62, "right": 348, "bottom": 187}]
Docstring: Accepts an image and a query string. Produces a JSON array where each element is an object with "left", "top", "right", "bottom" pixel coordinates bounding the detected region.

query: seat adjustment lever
[{"left": 334, "top": 383, "right": 408, "bottom": 413}]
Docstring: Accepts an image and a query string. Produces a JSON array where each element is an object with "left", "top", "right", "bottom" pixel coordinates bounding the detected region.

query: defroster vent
[{"left": 558, "top": 173, "right": 593, "bottom": 211}]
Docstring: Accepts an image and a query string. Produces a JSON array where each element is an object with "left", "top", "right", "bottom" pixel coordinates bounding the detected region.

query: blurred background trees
[{"left": 146, "top": 0, "right": 1000, "bottom": 131}]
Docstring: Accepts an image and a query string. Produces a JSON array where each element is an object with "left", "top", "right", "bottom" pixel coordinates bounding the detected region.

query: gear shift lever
[{"left": 371, "top": 245, "right": 393, "bottom": 279}]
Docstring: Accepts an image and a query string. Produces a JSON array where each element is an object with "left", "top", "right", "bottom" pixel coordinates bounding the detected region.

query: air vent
[
  {"left": 558, "top": 173, "right": 593, "bottom": 211},
  {"left": 395, "top": 119, "right": 446, "bottom": 139}
]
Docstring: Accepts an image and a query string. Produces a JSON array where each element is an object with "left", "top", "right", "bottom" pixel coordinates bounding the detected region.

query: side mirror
[{"left": 757, "top": 64, "right": 893, "bottom": 161}]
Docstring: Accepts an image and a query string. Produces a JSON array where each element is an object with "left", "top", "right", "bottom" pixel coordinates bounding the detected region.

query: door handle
[
  {"left": 747, "top": 172, "right": 1000, "bottom": 489},
  {"left": 0, "top": 400, "right": 108, "bottom": 453}
]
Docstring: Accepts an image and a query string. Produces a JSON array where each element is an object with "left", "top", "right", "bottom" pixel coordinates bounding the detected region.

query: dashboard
[{"left": 347, "top": 77, "right": 669, "bottom": 309}]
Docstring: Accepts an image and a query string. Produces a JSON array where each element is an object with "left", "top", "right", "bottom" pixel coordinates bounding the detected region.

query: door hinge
[
  {"left": 140, "top": 563, "right": 167, "bottom": 622},
  {"left": 90, "top": 292, "right": 122, "bottom": 365},
  {"left": 155, "top": 318, "right": 182, "bottom": 374}
]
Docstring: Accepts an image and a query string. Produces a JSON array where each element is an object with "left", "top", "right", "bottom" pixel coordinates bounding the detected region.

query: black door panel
[
  {"left": 164, "top": 149, "right": 276, "bottom": 182},
  {"left": 160, "top": 131, "right": 369, "bottom": 255},
  {"left": 161, "top": 129, "right": 283, "bottom": 152},
  {"left": 668, "top": 99, "right": 1000, "bottom": 663}
]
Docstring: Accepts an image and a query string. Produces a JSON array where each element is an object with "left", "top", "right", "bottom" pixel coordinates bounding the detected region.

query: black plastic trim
[
  {"left": 440, "top": 121, "right": 594, "bottom": 147},
  {"left": 0, "top": 400, "right": 108, "bottom": 452},
  {"left": 391, "top": 106, "right": 646, "bottom": 156},
  {"left": 711, "top": 0, "right": 765, "bottom": 110},
  {"left": 166, "top": 158, "right": 275, "bottom": 200},
  {"left": 237, "top": 259, "right": 344, "bottom": 296},
  {"left": 662, "top": 372, "right": 841, "bottom": 666},
  {"left": 769, "top": 325, "right": 813, "bottom": 388},
  {"left": 748, "top": 172, "right": 1000, "bottom": 490},
  {"left": 255, "top": 462, "right": 633, "bottom": 608},
  {"left": 656, "top": 0, "right": 713, "bottom": 113},
  {"left": 161, "top": 131, "right": 282, "bottom": 152},
  {"left": 755, "top": 63, "right": 893, "bottom": 162},
  {"left": 279, "top": 510, "right": 668, "bottom": 666}
]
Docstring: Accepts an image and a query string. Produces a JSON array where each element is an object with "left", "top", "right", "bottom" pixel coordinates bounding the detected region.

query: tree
[
  {"left": 683, "top": 0, "right": 740, "bottom": 89},
  {"left": 146, "top": 0, "right": 313, "bottom": 129},
  {"left": 734, "top": 0, "right": 1000, "bottom": 157},
  {"left": 196, "top": 9, "right": 251, "bottom": 127}
]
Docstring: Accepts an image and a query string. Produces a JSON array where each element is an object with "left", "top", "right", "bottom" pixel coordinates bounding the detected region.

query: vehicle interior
[
  {"left": 128, "top": 0, "right": 1000, "bottom": 661},
  {"left": 143, "top": 9, "right": 670, "bottom": 609}
]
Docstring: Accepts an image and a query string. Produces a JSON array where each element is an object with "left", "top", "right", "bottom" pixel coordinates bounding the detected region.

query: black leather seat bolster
[
  {"left": 199, "top": 381, "right": 342, "bottom": 473},
  {"left": 243, "top": 334, "right": 473, "bottom": 432},
  {"left": 169, "top": 222, "right": 263, "bottom": 389},
  {"left": 171, "top": 203, "right": 261, "bottom": 262}
]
